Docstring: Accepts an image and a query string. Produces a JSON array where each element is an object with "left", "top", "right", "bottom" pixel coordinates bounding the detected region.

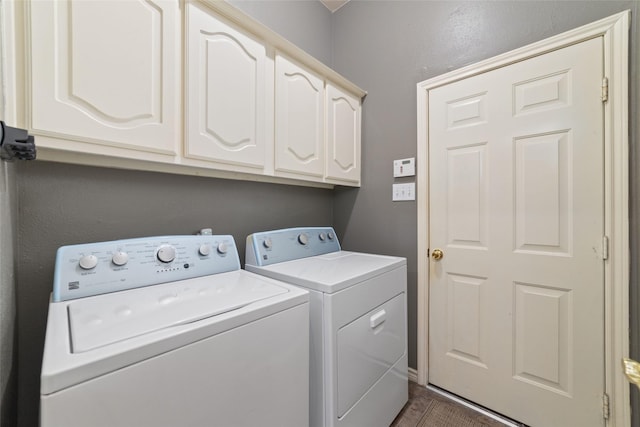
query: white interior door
[{"left": 428, "top": 37, "right": 605, "bottom": 427}]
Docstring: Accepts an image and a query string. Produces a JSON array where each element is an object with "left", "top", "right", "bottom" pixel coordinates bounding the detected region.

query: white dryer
[
  {"left": 246, "top": 227, "right": 408, "bottom": 427},
  {"left": 41, "top": 235, "right": 309, "bottom": 427}
]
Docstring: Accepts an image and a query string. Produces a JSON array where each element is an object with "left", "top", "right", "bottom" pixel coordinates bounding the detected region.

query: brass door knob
[
  {"left": 623, "top": 358, "right": 640, "bottom": 388},
  {"left": 431, "top": 249, "right": 444, "bottom": 260}
]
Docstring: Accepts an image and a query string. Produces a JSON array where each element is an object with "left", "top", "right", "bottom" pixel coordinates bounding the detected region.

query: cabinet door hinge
[
  {"left": 603, "top": 392, "right": 610, "bottom": 420},
  {"left": 602, "top": 77, "right": 609, "bottom": 102},
  {"left": 603, "top": 236, "right": 609, "bottom": 260}
]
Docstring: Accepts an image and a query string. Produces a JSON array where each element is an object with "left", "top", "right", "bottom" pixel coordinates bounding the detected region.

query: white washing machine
[
  {"left": 245, "top": 227, "right": 408, "bottom": 427},
  {"left": 41, "top": 234, "right": 309, "bottom": 427}
]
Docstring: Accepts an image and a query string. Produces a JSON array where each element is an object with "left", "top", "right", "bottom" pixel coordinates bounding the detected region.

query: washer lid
[{"left": 68, "top": 272, "right": 288, "bottom": 353}]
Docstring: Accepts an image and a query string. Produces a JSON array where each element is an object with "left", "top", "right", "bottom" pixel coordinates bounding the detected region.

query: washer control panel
[
  {"left": 246, "top": 227, "right": 341, "bottom": 267},
  {"left": 53, "top": 235, "right": 240, "bottom": 302}
]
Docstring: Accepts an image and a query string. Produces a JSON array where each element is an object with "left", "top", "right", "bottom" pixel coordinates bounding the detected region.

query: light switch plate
[
  {"left": 392, "top": 183, "right": 415, "bottom": 201},
  {"left": 393, "top": 157, "right": 415, "bottom": 177}
]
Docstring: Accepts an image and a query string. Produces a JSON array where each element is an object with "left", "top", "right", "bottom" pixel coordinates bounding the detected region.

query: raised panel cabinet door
[
  {"left": 274, "top": 54, "right": 324, "bottom": 178},
  {"left": 29, "top": 0, "right": 180, "bottom": 154},
  {"left": 325, "top": 84, "right": 361, "bottom": 185},
  {"left": 185, "top": 3, "right": 266, "bottom": 169}
]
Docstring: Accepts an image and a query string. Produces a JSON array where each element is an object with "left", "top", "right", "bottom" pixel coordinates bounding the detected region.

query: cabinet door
[
  {"left": 185, "top": 4, "right": 266, "bottom": 169},
  {"left": 274, "top": 55, "right": 324, "bottom": 178},
  {"left": 326, "top": 84, "right": 361, "bottom": 185},
  {"left": 29, "top": 0, "right": 180, "bottom": 155}
]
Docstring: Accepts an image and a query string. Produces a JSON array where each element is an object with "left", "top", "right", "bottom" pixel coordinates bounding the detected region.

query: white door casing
[
  {"left": 428, "top": 37, "right": 603, "bottom": 426},
  {"left": 417, "top": 10, "right": 630, "bottom": 427}
]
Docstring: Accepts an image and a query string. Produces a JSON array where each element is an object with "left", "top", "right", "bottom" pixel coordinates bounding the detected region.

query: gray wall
[
  {"left": 16, "top": 162, "right": 333, "bottom": 427},
  {"left": 14, "top": 3, "right": 333, "bottom": 427},
  {"left": 1, "top": 161, "right": 17, "bottom": 427},
  {"left": 230, "top": 0, "right": 333, "bottom": 66},
  {"left": 12, "top": 1, "right": 640, "bottom": 426},
  {"left": 330, "top": 0, "right": 639, "bottom": 419}
]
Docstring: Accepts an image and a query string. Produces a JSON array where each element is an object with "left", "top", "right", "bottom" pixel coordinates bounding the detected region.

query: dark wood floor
[{"left": 391, "top": 381, "right": 514, "bottom": 427}]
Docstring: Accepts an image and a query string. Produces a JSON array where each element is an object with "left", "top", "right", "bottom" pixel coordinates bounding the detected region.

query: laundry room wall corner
[
  {"left": 0, "top": 160, "right": 18, "bottom": 427},
  {"left": 0, "top": 0, "right": 19, "bottom": 424},
  {"left": 330, "top": 0, "right": 638, "bottom": 382},
  {"left": 14, "top": 2, "right": 334, "bottom": 425},
  {"left": 229, "top": 0, "right": 332, "bottom": 67}
]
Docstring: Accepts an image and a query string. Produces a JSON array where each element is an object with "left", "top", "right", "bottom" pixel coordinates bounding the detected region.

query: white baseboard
[
  {"left": 408, "top": 367, "right": 418, "bottom": 383},
  {"left": 427, "top": 386, "right": 522, "bottom": 427}
]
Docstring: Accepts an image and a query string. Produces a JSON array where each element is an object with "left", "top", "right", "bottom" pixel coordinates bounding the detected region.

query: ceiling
[{"left": 319, "top": 0, "right": 349, "bottom": 13}]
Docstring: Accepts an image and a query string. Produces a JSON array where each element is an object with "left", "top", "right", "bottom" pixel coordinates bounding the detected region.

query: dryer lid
[
  {"left": 247, "top": 251, "right": 406, "bottom": 293},
  {"left": 67, "top": 271, "right": 288, "bottom": 353}
]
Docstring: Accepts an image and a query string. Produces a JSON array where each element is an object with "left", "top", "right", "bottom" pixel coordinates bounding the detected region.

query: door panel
[
  {"left": 185, "top": 3, "right": 266, "bottom": 168},
  {"left": 447, "top": 143, "right": 488, "bottom": 248},
  {"left": 30, "top": 0, "right": 180, "bottom": 154},
  {"left": 274, "top": 54, "right": 324, "bottom": 177},
  {"left": 513, "top": 282, "right": 571, "bottom": 395},
  {"left": 326, "top": 84, "right": 361, "bottom": 184},
  {"left": 514, "top": 131, "right": 570, "bottom": 254},
  {"left": 429, "top": 37, "right": 604, "bottom": 427}
]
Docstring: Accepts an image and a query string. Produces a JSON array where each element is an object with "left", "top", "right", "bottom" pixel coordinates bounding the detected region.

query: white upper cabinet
[
  {"left": 185, "top": 3, "right": 267, "bottom": 170},
  {"left": 326, "top": 84, "right": 361, "bottom": 184},
  {"left": 275, "top": 55, "right": 324, "bottom": 178},
  {"left": 28, "top": 0, "right": 181, "bottom": 155},
  {"left": 18, "top": 0, "right": 365, "bottom": 187}
]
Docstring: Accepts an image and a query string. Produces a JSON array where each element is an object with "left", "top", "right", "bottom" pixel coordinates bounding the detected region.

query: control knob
[
  {"left": 298, "top": 233, "right": 309, "bottom": 245},
  {"left": 199, "top": 244, "right": 211, "bottom": 256},
  {"left": 157, "top": 245, "right": 176, "bottom": 263},
  {"left": 79, "top": 254, "right": 98, "bottom": 270},
  {"left": 263, "top": 238, "right": 272, "bottom": 249},
  {"left": 111, "top": 251, "right": 129, "bottom": 266},
  {"left": 327, "top": 232, "right": 335, "bottom": 240},
  {"left": 319, "top": 232, "right": 326, "bottom": 241},
  {"left": 217, "top": 242, "right": 228, "bottom": 255}
]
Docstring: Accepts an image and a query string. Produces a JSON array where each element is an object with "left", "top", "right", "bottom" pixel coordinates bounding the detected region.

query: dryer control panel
[
  {"left": 53, "top": 235, "right": 240, "bottom": 301},
  {"left": 246, "top": 227, "right": 341, "bottom": 267}
]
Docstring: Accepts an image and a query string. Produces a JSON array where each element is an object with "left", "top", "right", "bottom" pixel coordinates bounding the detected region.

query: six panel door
[{"left": 428, "top": 37, "right": 605, "bottom": 427}]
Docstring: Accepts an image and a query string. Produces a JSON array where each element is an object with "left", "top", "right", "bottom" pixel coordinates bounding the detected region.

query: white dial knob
[
  {"left": 298, "top": 233, "right": 309, "bottom": 245},
  {"left": 319, "top": 232, "right": 326, "bottom": 241},
  {"left": 157, "top": 245, "right": 176, "bottom": 263},
  {"left": 217, "top": 242, "right": 228, "bottom": 254},
  {"left": 327, "top": 232, "right": 335, "bottom": 240},
  {"left": 111, "top": 251, "right": 129, "bottom": 266},
  {"left": 263, "top": 238, "right": 272, "bottom": 249},
  {"left": 199, "top": 244, "right": 211, "bottom": 256},
  {"left": 79, "top": 254, "right": 98, "bottom": 270}
]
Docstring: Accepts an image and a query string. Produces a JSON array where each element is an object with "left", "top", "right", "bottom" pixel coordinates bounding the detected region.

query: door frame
[{"left": 416, "top": 11, "right": 630, "bottom": 426}]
